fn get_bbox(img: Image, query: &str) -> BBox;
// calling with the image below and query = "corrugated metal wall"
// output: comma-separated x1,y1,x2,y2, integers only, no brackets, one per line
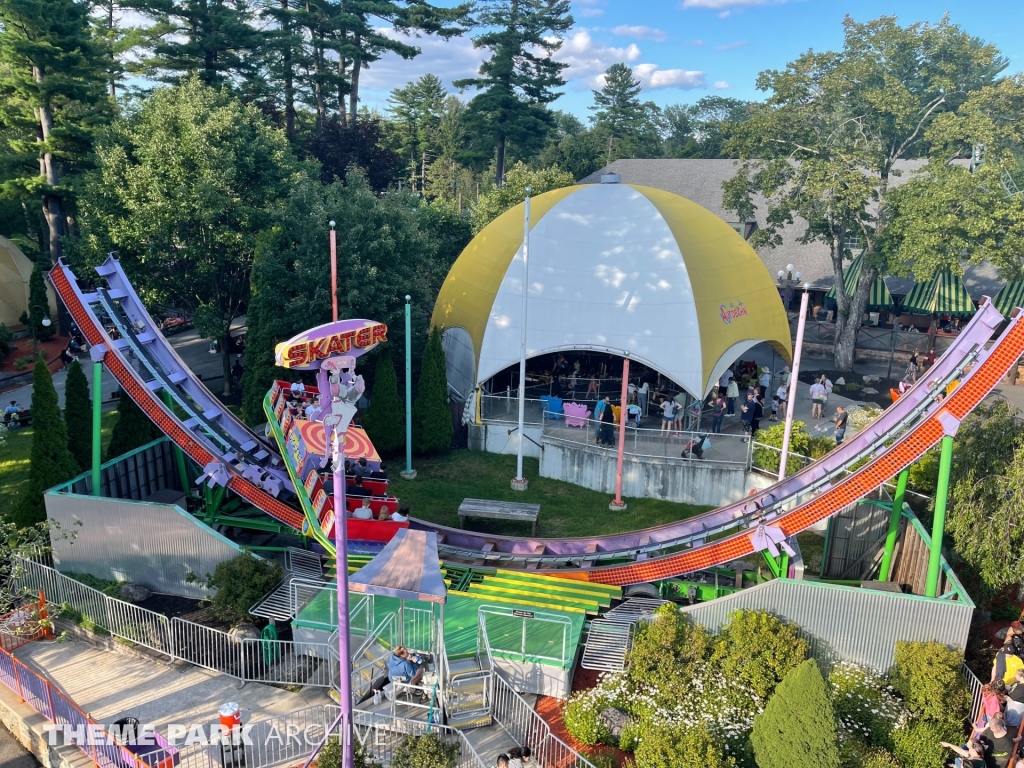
62,439,188,500
822,502,893,579
44,493,248,598
678,579,974,672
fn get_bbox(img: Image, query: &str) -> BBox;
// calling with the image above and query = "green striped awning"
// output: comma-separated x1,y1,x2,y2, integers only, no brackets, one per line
900,270,976,318
993,280,1024,316
824,254,895,311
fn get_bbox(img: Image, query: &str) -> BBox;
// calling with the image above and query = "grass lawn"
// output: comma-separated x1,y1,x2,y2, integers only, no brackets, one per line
0,410,119,521
391,450,713,539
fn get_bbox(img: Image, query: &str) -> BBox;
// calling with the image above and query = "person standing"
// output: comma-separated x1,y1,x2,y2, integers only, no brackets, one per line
819,374,833,413
726,377,739,416
599,397,616,445
779,365,791,389
751,394,764,436
906,352,920,383
832,406,848,446
772,384,787,422
758,367,772,400
740,392,756,442
809,379,826,419
637,381,650,416
719,367,734,396
660,396,676,433
711,395,726,434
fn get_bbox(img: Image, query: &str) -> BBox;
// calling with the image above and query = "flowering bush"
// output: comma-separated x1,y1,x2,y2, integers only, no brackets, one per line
633,723,735,768
562,687,616,746
710,610,810,699
846,406,882,431
828,662,908,748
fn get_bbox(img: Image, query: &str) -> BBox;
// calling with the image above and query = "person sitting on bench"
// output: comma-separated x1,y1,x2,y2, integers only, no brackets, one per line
386,646,427,700
4,401,22,426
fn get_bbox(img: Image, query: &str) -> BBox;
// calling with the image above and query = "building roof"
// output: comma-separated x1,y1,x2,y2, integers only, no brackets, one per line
432,181,792,398
580,159,999,300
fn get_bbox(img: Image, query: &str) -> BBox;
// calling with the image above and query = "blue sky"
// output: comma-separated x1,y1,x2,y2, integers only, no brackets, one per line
358,0,1024,118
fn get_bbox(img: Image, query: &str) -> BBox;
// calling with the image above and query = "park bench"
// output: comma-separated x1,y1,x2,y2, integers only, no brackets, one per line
458,498,540,536
2,409,31,428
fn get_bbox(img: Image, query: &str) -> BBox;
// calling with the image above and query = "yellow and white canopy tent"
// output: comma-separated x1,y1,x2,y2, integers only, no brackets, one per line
432,180,793,399
0,236,56,328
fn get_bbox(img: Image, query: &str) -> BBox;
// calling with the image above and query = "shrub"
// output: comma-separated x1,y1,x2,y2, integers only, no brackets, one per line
0,322,11,356
63,360,93,471
711,610,809,699
315,736,380,768
206,552,283,624
27,261,54,341
66,572,124,597
751,659,841,768
13,355,33,371
889,641,970,727
890,719,962,768
828,663,907,748
105,393,159,461
752,421,812,475
809,435,836,459
412,326,452,455
839,739,902,768
361,349,404,456
628,603,710,699
846,406,882,431
562,688,614,746
633,723,735,768
390,732,458,768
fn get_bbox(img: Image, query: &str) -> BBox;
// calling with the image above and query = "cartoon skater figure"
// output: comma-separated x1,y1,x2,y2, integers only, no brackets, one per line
313,356,365,466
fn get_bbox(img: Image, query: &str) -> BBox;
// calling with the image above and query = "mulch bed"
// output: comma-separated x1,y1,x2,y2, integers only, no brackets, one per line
533,665,627,766
796,367,904,410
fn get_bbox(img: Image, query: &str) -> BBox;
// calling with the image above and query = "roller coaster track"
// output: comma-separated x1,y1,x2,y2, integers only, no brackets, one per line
52,257,1024,586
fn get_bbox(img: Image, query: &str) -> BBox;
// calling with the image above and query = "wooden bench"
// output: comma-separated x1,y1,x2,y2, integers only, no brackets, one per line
458,498,541,536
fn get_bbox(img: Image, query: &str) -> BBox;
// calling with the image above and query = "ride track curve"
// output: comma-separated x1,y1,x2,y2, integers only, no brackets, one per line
50,257,1024,586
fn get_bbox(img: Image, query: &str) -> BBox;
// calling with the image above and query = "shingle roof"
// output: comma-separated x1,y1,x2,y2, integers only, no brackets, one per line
579,159,1000,299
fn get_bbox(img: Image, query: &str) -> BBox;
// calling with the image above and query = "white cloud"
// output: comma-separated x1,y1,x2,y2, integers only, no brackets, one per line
714,80,731,89
579,7,604,16
718,10,731,17
575,0,605,17
633,63,706,90
358,29,484,95
715,40,748,50
555,30,641,86
691,39,706,47
611,25,668,42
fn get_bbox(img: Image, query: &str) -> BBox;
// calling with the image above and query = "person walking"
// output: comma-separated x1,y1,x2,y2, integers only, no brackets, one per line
726,377,739,416
740,392,756,442
832,406,848,446
711,395,726,434
809,379,826,419
906,352,920,383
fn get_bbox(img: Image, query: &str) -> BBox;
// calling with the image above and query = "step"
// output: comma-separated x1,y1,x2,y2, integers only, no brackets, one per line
581,619,633,672
447,658,483,676
446,710,492,731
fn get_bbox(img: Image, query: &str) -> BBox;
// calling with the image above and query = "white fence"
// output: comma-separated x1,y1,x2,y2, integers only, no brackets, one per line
14,557,337,688
346,706,489,768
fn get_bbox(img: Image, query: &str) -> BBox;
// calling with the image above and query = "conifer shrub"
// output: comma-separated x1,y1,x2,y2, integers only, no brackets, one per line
63,359,93,471
105,393,158,461
412,326,452,455
362,349,404,456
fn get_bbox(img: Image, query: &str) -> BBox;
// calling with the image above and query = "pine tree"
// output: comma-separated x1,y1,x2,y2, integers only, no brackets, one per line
751,659,841,768
590,63,665,163
362,349,404,456
412,326,452,455
456,0,573,186
12,357,79,527
63,359,93,472
0,0,112,263
105,393,158,461
26,260,53,341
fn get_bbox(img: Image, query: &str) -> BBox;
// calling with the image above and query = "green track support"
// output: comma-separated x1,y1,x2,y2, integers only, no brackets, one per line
91,362,102,496
761,550,789,580
203,483,227,524
161,389,191,495
926,435,954,598
879,469,909,582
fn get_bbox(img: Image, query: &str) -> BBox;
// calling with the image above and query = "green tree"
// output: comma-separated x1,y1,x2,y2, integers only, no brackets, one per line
206,551,283,625
710,609,809,699
25,260,54,341
627,603,711,703
390,732,457,768
470,161,575,233
105,393,158,461
538,110,604,180
63,359,92,472
362,349,404,456
589,63,664,162
723,15,1005,371
943,402,1024,591
634,723,734,768
751,659,841,768
12,356,79,527
0,0,111,264
389,74,447,189
413,326,452,455
77,76,301,395
456,0,573,186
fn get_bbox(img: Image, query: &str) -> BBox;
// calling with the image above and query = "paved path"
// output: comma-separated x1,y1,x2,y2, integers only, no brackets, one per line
14,639,328,734
0,725,39,768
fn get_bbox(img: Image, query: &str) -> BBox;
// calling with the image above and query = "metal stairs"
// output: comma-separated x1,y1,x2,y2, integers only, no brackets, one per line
249,549,326,622
580,597,667,672
446,657,492,730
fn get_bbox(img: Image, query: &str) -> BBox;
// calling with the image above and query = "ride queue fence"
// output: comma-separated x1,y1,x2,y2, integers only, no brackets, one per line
13,556,337,688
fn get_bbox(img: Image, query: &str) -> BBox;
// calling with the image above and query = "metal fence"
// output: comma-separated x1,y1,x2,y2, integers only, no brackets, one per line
15,557,337,688
964,662,985,726
491,671,595,768
347,706,489,768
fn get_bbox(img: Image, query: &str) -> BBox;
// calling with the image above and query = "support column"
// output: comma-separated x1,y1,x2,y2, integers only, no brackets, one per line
91,361,102,497
878,469,909,582
401,296,416,480
925,436,954,598
162,389,191,494
610,357,630,511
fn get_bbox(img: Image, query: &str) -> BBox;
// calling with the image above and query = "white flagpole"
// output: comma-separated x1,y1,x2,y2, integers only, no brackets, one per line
513,188,532,490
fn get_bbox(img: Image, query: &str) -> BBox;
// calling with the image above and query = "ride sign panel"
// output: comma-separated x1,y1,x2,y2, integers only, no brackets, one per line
274,319,387,370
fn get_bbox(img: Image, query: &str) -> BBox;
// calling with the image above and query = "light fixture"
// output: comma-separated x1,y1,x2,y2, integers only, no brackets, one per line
786,263,795,274
795,271,802,280
41,317,51,327
778,270,785,278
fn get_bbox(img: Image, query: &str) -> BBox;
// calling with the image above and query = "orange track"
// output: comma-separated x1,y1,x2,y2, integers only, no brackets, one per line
51,266,305,531
560,318,1024,586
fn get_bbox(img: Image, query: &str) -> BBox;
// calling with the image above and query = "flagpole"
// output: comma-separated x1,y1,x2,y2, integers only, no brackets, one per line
512,188,531,492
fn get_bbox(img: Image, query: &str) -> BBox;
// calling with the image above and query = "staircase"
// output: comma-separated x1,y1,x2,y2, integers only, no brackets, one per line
580,597,667,672
445,656,492,730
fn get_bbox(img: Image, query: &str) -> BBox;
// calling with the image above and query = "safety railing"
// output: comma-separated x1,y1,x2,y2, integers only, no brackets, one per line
347,706,489,768
541,412,752,468
480,394,546,425
964,662,985,726
14,557,337,688
491,671,596,768
403,605,436,652
479,605,574,668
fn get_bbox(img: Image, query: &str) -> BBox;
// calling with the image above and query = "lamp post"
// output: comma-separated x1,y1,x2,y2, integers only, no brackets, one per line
777,266,810,481
29,305,52,355
512,187,531,492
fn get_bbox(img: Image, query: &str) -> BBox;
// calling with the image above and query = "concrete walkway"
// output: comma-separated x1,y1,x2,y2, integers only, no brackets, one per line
14,639,328,733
